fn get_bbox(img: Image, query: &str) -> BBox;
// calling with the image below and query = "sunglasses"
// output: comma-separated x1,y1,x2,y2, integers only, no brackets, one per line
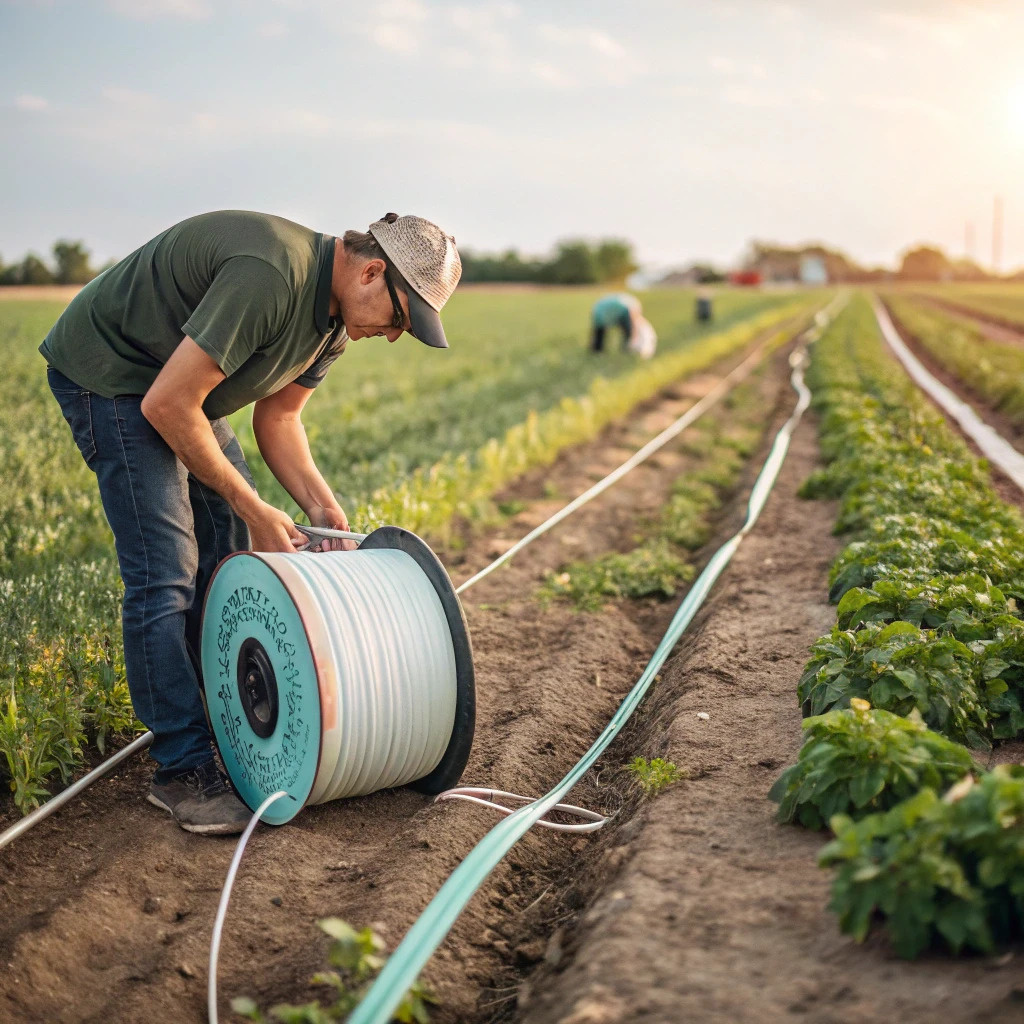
382,263,410,332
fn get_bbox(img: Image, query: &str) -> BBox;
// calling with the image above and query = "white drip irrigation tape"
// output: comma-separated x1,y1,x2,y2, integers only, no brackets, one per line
203,543,462,815
0,730,154,852
347,299,847,1024
873,298,1024,493
208,790,290,1024
456,314,804,596
434,787,608,832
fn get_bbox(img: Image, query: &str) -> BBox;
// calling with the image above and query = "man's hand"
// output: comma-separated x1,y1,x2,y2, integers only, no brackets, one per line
253,385,359,553
244,500,308,553
307,502,358,552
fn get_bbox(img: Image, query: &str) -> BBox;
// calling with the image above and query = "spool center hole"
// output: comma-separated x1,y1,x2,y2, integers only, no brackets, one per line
236,638,279,739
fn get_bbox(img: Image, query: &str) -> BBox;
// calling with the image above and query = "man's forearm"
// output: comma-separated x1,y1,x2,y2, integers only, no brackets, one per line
141,400,260,518
252,410,337,518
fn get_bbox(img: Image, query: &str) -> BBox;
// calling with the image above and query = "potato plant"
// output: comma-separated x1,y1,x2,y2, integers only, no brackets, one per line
784,293,1024,957
770,699,977,829
820,767,1024,959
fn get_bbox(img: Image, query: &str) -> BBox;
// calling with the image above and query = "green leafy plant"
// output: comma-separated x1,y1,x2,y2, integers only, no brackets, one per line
797,621,990,747
232,918,435,1023
886,294,1024,427
770,699,977,829
626,756,684,796
835,572,1010,633
539,373,769,612
820,766,1024,959
538,541,693,612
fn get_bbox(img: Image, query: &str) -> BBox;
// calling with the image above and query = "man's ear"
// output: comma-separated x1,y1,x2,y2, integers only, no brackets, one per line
361,258,386,285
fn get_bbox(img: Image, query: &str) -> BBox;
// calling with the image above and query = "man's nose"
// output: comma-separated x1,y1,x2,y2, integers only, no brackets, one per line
385,327,403,343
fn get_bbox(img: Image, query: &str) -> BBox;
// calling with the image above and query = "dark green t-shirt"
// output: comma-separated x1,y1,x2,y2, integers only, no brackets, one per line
39,210,347,418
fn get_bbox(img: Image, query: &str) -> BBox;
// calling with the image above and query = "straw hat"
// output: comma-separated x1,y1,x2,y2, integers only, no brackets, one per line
368,213,462,349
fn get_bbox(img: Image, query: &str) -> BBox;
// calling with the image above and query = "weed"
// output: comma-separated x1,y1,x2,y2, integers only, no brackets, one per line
232,918,435,1023
538,542,693,612
627,756,684,796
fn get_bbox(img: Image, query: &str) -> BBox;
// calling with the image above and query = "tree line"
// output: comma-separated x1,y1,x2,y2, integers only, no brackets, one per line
3,236,1018,288
0,241,108,286
460,238,637,285
1,237,636,287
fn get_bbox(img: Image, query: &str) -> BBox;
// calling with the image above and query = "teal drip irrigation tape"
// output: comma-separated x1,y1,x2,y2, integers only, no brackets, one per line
348,297,847,1024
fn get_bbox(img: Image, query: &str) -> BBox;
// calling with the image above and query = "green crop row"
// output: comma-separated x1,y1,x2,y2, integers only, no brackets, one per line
537,369,767,611
884,294,1024,426
907,283,1024,331
361,301,808,542
0,289,808,815
770,293,1024,958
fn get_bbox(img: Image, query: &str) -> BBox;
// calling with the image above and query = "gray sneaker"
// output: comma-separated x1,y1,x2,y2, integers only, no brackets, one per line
147,760,252,835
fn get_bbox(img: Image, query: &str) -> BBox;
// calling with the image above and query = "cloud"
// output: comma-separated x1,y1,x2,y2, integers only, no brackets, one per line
853,92,953,125
535,22,644,86
529,62,576,90
106,0,212,18
368,23,418,53
538,23,626,61
721,85,783,109
14,94,49,111
257,20,288,38
709,55,767,78
447,3,519,51
101,86,160,109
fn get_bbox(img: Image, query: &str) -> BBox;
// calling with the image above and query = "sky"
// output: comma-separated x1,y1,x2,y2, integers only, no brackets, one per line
3,0,1024,274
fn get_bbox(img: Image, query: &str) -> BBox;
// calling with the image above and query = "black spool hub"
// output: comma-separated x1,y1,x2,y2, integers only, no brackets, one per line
236,637,280,739
359,526,476,794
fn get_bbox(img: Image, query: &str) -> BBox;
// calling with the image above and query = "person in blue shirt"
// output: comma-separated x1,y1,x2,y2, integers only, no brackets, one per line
590,292,642,353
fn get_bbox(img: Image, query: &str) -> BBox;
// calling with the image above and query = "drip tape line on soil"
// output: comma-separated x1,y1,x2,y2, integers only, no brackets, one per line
346,294,850,1024
0,730,154,852
873,297,1024,493
453,305,824,596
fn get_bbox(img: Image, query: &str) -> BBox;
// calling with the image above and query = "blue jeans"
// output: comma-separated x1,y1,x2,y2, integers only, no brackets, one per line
47,366,254,782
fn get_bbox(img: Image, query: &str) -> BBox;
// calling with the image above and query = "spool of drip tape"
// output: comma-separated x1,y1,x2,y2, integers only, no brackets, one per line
200,526,474,824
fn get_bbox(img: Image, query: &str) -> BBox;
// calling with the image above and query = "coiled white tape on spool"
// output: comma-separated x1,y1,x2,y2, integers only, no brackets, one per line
200,526,475,824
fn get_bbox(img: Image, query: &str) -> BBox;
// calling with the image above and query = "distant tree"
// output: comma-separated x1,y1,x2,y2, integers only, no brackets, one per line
899,245,953,281
950,257,989,282
594,239,637,283
459,236,638,286
52,239,96,284
689,262,727,284
0,253,55,285
542,240,600,285
23,254,55,285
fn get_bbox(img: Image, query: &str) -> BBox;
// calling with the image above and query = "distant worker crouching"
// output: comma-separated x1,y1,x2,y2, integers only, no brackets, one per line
695,287,713,323
589,292,657,359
